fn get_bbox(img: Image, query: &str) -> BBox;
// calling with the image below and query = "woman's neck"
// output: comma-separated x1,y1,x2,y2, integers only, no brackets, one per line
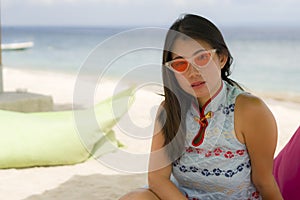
197,80,223,109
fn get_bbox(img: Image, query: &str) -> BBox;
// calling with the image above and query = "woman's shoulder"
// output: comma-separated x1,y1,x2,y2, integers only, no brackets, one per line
236,93,268,113
235,93,275,129
234,93,277,149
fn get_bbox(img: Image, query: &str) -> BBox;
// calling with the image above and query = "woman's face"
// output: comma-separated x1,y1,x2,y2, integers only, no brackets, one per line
170,37,227,106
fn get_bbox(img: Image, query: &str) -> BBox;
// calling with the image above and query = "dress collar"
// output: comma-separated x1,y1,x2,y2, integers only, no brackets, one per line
191,81,227,116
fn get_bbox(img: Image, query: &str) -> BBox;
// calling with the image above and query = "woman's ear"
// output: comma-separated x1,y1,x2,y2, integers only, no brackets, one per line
219,53,228,69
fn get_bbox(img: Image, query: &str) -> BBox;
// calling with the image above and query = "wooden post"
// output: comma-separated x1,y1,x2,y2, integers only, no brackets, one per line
0,2,3,93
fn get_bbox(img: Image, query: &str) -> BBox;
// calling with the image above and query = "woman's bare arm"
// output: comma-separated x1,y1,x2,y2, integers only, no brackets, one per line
236,94,283,200
148,103,187,200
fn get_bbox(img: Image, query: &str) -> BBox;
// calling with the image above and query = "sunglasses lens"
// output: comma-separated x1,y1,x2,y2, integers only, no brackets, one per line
166,50,214,73
171,60,188,72
194,52,212,66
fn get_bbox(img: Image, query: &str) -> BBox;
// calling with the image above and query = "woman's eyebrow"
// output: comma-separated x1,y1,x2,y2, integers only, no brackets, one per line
172,49,206,60
192,49,206,56
172,55,183,60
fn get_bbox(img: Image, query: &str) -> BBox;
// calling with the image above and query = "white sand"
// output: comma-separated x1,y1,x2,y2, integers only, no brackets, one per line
0,67,299,200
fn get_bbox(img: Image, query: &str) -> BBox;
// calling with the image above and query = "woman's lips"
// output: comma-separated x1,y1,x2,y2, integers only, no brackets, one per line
191,81,206,88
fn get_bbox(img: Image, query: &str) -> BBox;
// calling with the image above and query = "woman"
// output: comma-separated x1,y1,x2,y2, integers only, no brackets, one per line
120,14,283,199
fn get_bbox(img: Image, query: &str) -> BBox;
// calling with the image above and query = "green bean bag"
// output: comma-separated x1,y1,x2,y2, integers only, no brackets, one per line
0,88,134,168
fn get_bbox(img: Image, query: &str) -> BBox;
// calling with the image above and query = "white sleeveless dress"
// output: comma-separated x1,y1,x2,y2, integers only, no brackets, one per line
172,81,262,200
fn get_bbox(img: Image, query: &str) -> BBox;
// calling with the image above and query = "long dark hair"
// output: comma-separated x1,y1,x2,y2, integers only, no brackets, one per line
159,14,241,161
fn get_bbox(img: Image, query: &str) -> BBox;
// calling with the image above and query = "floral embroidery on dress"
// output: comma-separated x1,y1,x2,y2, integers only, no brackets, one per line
185,147,246,158
251,191,260,199
215,103,235,115
173,159,251,178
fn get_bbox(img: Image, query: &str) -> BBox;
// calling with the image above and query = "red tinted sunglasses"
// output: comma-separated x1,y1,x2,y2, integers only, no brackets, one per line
165,49,217,73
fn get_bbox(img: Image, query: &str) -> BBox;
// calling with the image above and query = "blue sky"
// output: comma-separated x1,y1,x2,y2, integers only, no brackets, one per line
1,0,300,27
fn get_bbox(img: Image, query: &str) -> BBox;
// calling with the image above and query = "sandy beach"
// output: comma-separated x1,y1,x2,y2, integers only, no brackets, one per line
0,67,299,200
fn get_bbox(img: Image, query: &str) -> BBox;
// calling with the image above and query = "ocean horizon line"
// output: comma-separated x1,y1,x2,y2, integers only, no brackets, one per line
3,25,300,41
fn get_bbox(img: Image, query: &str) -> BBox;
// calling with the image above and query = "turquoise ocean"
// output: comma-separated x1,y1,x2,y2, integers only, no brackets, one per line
2,26,300,100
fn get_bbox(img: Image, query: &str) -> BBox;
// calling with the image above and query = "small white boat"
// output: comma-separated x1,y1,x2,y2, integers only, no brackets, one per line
1,42,34,51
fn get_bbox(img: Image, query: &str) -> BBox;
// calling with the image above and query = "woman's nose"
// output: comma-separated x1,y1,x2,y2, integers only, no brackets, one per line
186,63,201,77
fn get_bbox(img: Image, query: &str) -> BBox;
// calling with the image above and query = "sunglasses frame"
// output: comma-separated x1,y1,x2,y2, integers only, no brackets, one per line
164,49,217,73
